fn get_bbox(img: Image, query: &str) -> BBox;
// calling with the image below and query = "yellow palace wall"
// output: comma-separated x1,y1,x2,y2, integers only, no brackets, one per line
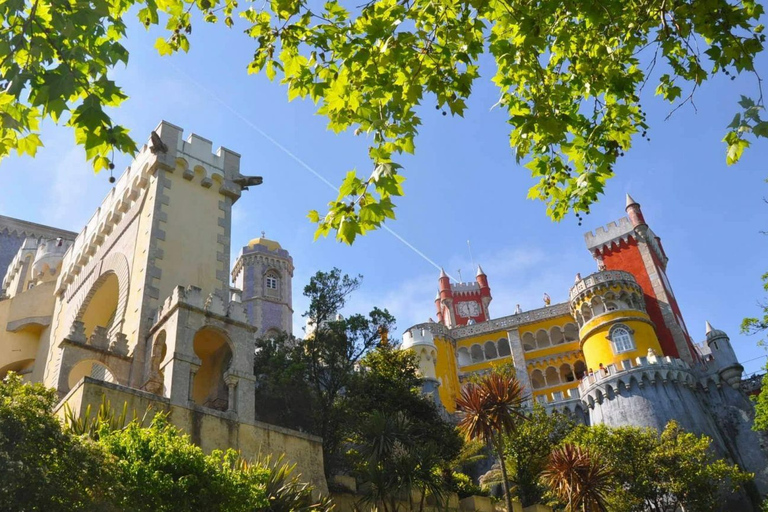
579,311,663,370
431,312,588,412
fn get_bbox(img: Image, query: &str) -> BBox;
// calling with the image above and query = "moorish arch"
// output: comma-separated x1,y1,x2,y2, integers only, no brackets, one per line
191,326,233,411
68,252,130,338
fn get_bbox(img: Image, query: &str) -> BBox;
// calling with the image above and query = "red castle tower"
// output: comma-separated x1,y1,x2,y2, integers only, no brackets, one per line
584,194,698,363
435,267,492,328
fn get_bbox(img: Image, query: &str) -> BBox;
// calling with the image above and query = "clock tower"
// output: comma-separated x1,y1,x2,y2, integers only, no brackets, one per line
435,266,491,328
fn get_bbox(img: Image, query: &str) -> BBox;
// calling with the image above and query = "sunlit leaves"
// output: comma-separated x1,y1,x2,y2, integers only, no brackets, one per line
0,0,137,170
1,0,767,243
234,0,768,241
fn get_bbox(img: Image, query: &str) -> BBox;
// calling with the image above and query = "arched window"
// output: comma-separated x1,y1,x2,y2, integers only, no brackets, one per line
484,341,498,360
457,347,471,367
632,293,644,311
531,369,545,389
608,324,635,354
522,332,535,351
536,329,550,349
550,326,564,345
265,270,280,298
605,301,618,312
497,338,511,357
470,344,484,364
564,323,579,342
581,303,593,322
80,272,120,338
591,295,605,316
574,360,587,380
545,366,560,387
560,363,574,382
192,327,233,411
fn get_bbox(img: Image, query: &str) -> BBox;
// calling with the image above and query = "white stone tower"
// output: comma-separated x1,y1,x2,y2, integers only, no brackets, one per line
232,234,294,336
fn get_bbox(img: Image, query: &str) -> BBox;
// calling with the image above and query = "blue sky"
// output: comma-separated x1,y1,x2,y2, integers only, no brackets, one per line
1,17,767,375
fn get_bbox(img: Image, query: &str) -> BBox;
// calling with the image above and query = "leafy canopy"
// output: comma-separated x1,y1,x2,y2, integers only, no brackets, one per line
1,0,767,242
565,421,753,512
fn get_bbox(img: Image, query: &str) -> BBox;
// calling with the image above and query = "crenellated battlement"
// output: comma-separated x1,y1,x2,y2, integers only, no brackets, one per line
578,354,696,408
569,270,642,303
153,285,249,329
32,238,72,277
584,216,634,253
2,237,38,291
451,281,480,294
404,322,451,340
56,121,248,295
403,327,436,349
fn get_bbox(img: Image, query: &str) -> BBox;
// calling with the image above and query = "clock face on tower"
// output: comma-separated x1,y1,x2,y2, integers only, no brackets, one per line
457,301,481,318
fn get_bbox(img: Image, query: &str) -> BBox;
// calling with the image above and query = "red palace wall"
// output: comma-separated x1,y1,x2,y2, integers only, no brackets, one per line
598,238,682,358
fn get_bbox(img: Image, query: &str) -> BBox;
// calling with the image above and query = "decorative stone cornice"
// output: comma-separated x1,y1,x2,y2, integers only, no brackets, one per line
0,215,76,241
584,216,634,255
150,285,254,335
569,270,642,303
578,355,696,408
451,303,572,339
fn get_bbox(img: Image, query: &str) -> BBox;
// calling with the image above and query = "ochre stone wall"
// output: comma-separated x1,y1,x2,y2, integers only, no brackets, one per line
57,377,327,493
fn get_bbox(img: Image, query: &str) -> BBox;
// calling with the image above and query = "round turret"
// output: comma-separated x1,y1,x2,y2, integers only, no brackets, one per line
569,270,663,372
705,322,743,388
402,327,438,380
32,238,72,279
625,193,646,229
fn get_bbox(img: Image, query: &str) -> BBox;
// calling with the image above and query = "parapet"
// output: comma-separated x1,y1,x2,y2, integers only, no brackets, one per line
451,281,480,295
569,270,642,303
153,285,249,327
450,302,571,339
402,327,436,349
578,354,696,408
403,322,452,342
2,237,38,292
32,238,73,276
584,216,634,254
57,121,247,296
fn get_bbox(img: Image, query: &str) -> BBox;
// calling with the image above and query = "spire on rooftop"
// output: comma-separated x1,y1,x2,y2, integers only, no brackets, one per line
476,265,485,277
626,193,638,208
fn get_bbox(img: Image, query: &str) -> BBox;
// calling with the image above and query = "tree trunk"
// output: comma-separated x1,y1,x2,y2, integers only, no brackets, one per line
492,434,514,512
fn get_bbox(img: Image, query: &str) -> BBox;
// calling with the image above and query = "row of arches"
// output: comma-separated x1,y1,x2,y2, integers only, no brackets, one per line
574,291,644,327
521,323,579,351
457,338,512,366
530,360,587,390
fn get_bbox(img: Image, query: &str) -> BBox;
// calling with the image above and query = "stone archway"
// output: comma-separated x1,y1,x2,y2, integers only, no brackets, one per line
191,327,233,411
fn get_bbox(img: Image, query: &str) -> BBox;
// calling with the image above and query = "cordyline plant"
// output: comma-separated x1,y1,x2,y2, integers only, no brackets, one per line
540,443,612,512
1,0,766,242
455,372,526,512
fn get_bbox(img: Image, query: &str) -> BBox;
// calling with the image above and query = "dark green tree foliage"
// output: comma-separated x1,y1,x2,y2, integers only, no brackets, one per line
304,268,395,474
253,331,316,433
565,421,752,512
503,405,576,507
253,268,396,475
0,373,113,512
0,373,332,512
344,344,463,511
1,0,766,243
98,417,270,511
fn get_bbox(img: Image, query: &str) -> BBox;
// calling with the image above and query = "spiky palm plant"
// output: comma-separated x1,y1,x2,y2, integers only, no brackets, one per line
455,372,526,512
540,443,611,512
